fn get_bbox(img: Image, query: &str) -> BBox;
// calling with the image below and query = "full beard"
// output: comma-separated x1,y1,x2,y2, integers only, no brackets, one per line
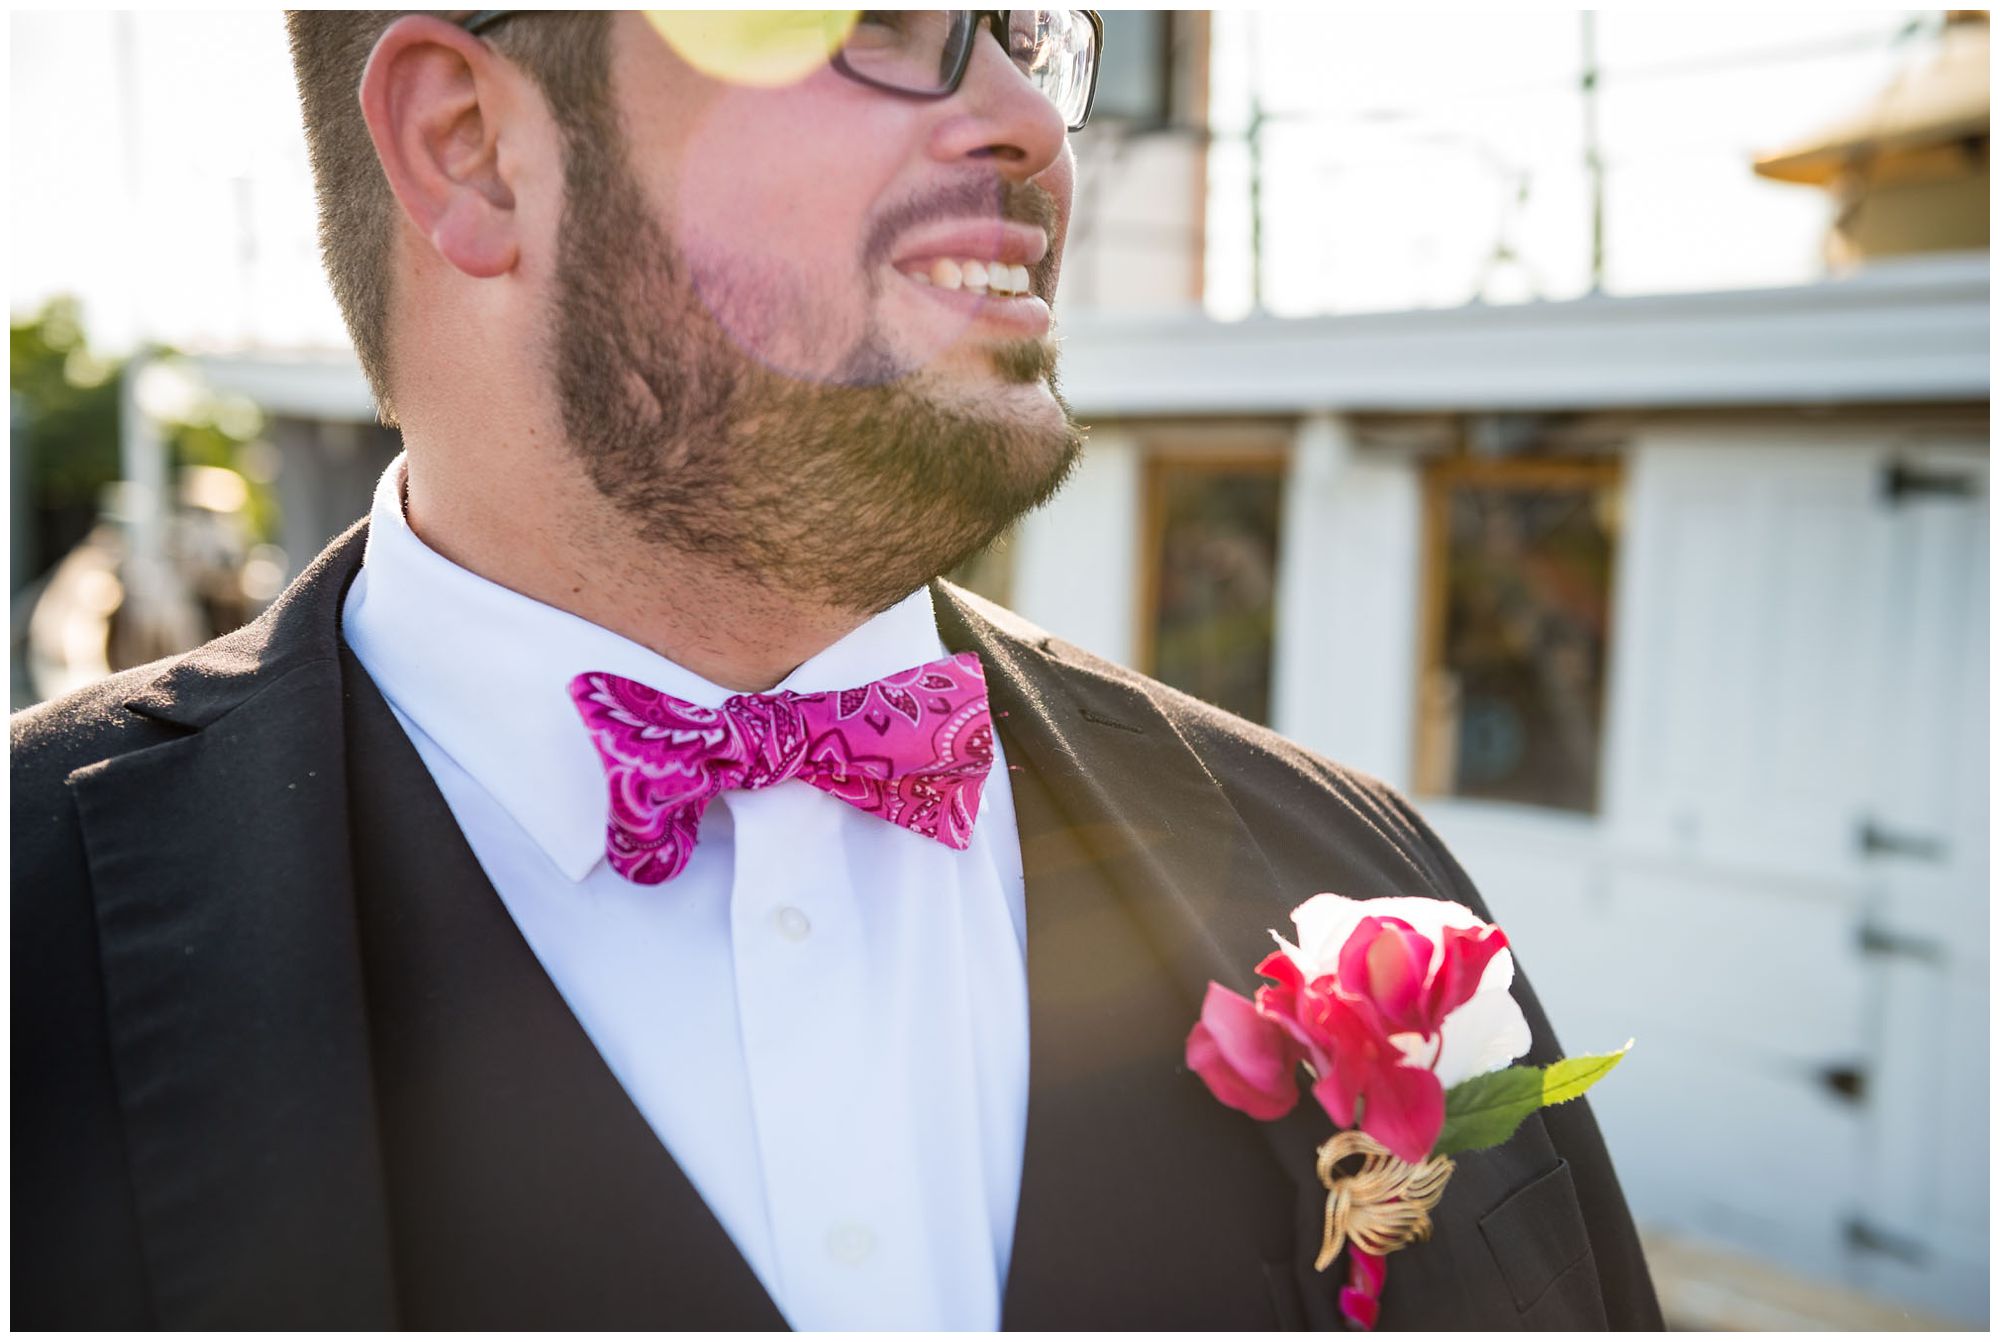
547,133,1084,616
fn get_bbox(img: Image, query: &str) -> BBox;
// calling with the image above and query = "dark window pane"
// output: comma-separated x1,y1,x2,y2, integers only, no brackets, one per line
1149,464,1284,724
1429,472,1618,812
1091,11,1169,125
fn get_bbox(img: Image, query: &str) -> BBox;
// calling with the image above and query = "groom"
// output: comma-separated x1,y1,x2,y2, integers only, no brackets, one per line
12,11,1661,1329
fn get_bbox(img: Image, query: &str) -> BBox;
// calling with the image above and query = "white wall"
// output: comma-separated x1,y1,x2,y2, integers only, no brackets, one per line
1423,424,1990,1325
1014,405,1991,1324
1268,414,1423,791
1009,430,1141,665
1065,130,1206,313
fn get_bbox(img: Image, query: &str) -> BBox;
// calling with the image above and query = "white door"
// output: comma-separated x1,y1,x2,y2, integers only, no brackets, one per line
1595,429,1988,1323
1847,441,1988,1324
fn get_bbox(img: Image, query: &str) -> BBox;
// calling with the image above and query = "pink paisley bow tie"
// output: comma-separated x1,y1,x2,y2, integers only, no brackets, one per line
568,651,995,885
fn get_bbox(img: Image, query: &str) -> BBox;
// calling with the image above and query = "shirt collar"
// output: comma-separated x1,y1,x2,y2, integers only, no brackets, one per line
340,454,948,882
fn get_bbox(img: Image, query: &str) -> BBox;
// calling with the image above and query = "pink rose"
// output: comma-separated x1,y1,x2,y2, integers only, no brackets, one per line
1284,894,1532,1091
1185,981,1304,1121
1184,894,1533,1165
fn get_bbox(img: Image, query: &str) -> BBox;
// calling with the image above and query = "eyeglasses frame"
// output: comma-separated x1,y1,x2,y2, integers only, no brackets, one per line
457,9,1105,132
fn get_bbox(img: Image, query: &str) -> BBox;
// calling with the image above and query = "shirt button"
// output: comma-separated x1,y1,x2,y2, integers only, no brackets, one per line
826,1222,876,1266
773,906,812,942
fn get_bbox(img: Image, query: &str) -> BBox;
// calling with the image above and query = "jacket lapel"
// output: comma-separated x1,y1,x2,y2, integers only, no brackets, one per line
934,582,1595,1331
68,524,399,1328
933,583,1330,1328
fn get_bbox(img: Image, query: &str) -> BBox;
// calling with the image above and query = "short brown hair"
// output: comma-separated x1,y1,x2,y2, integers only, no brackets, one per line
284,10,612,424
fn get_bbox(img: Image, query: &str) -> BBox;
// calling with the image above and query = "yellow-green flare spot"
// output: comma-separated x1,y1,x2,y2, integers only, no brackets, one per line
1431,1040,1632,1158
645,11,861,89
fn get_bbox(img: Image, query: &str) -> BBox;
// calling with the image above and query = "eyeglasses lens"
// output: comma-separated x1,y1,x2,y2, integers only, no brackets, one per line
1008,11,1095,127
841,11,1097,128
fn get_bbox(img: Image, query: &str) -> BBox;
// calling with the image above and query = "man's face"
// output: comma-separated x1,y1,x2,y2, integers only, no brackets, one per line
544,12,1085,611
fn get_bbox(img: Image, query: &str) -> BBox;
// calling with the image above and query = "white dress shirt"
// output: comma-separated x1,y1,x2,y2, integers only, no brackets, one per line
341,457,1030,1330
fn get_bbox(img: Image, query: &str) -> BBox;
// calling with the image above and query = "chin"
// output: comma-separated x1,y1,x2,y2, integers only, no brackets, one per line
987,335,1060,385
920,365,1068,439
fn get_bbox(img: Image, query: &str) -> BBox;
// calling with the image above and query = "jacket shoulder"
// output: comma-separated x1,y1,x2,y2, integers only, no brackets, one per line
12,657,190,799
13,519,367,801
942,583,1459,906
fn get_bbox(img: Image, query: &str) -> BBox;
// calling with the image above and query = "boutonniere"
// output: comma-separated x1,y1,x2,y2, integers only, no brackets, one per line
1186,893,1629,1330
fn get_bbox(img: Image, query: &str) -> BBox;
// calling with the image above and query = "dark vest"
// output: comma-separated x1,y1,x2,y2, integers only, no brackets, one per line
345,650,788,1327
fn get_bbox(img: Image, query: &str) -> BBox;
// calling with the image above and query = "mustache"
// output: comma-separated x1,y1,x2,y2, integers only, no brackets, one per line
860,177,1062,272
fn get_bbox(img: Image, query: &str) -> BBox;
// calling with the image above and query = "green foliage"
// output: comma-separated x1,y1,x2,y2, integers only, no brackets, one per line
11,296,124,525
1540,1045,1630,1107
11,297,280,584
1432,1042,1631,1157
167,396,276,544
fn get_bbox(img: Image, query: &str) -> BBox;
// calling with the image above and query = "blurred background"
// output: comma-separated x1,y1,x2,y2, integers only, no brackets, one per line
10,9,1989,1328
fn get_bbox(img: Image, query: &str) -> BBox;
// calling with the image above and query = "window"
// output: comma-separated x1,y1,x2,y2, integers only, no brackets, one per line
1090,11,1173,128
1416,457,1621,812
1142,451,1286,724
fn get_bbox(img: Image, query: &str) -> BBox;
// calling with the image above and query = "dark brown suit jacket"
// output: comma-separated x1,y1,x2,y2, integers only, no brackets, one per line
12,522,1661,1329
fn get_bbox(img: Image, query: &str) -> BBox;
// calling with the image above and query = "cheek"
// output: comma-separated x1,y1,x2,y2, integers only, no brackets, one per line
667,99,876,379
675,113,818,255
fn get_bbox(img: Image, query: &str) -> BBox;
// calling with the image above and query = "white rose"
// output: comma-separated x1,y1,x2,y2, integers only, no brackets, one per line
1275,892,1533,1090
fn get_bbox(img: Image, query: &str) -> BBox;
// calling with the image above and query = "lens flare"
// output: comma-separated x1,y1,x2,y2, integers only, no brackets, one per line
644,10,860,89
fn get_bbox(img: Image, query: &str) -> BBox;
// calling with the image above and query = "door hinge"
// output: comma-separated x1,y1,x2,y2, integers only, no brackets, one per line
1844,1217,1929,1265
1815,1063,1868,1103
1856,817,1948,863
1881,461,1980,505
1857,919,1946,965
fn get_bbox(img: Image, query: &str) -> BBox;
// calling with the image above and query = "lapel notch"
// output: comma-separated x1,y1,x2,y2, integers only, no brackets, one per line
934,583,1327,1326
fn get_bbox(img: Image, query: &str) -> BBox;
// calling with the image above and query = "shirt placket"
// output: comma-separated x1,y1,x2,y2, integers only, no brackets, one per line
728,783,920,1327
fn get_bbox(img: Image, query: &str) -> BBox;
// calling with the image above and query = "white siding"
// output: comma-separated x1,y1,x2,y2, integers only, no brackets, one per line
1009,430,1141,666
1428,426,1989,1324
1268,413,1422,791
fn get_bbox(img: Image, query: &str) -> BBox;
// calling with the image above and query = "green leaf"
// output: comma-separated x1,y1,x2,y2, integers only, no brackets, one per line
1432,1066,1544,1157
1432,1042,1633,1158
1540,1041,1632,1108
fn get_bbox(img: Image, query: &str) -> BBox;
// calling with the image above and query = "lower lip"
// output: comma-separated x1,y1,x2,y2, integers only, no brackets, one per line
898,270,1051,335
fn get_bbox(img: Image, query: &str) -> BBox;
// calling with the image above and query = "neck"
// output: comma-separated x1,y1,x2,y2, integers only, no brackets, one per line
401,448,877,694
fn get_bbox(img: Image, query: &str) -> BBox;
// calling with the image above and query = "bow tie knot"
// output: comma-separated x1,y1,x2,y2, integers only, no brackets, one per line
571,652,995,885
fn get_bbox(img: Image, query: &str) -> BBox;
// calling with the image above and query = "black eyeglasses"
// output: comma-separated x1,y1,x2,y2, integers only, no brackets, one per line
460,10,1104,132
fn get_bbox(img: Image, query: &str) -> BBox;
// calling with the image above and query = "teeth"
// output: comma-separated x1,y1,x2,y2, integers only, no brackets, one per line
908,258,1033,297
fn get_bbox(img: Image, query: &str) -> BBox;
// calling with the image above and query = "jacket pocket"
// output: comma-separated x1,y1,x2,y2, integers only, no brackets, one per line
1477,1158,1609,1328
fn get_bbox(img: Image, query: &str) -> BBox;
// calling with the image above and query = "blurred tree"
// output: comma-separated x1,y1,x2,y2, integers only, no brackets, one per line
11,298,279,596
166,388,278,545
10,296,124,589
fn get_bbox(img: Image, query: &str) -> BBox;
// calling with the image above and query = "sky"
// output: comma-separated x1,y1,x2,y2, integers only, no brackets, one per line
1202,9,1938,316
11,9,338,354
8,8,1947,354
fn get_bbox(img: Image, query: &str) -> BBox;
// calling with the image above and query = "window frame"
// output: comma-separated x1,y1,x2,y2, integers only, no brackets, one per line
1413,453,1625,809
1137,435,1290,719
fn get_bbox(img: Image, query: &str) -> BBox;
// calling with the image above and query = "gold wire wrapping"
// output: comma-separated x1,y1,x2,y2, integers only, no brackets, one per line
1314,1130,1457,1272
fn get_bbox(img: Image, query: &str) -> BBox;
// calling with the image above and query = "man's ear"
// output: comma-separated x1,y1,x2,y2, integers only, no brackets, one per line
359,15,522,279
